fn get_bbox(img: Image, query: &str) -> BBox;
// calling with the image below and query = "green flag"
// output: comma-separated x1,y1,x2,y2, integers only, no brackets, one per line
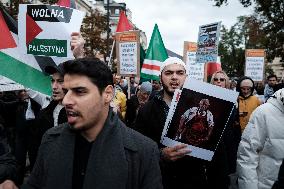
140,24,168,81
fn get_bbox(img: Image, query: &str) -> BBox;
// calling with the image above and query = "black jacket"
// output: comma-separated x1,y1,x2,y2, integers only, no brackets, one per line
125,95,139,128
0,125,17,183
31,100,67,160
24,110,162,189
272,159,284,189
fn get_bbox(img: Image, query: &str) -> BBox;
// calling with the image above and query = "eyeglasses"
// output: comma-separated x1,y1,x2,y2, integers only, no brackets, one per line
213,78,225,82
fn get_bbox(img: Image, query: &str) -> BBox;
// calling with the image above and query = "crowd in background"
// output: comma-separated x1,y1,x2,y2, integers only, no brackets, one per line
0,39,284,189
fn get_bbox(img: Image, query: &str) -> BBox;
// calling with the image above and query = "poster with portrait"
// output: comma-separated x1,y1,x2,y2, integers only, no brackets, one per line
161,78,238,161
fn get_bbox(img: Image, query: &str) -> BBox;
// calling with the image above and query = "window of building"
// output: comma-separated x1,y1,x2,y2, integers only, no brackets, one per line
115,9,120,15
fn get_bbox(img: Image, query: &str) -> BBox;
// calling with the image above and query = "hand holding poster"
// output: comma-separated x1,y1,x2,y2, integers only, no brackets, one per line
116,31,140,76
18,4,85,58
161,78,238,161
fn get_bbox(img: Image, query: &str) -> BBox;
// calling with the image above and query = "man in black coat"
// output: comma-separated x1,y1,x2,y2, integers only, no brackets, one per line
23,58,162,189
0,121,17,188
135,57,229,189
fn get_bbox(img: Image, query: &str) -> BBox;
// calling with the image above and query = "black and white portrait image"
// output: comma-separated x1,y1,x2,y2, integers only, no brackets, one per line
165,89,234,151
161,78,238,161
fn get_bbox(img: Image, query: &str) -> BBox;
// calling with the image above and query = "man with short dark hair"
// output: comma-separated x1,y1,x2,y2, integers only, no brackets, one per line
264,74,277,101
24,58,162,189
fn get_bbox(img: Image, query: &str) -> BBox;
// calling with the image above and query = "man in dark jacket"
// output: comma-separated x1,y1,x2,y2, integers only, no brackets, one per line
0,121,17,188
23,58,162,189
125,81,152,128
135,57,229,189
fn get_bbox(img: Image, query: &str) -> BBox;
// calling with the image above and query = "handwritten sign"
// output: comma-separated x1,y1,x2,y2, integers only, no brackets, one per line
116,31,140,76
245,49,265,81
183,42,204,80
187,63,205,81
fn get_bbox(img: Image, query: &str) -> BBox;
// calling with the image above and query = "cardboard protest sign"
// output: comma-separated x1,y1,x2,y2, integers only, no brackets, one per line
161,78,238,161
183,41,205,81
245,49,265,82
18,4,85,58
196,22,221,63
116,31,140,76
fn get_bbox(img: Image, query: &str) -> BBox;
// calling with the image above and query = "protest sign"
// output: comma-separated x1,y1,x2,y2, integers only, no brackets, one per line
161,78,238,161
18,4,85,58
196,22,221,63
183,41,205,81
116,31,140,76
245,49,265,82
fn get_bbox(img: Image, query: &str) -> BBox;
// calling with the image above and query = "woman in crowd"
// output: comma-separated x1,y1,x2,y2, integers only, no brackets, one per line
210,70,242,187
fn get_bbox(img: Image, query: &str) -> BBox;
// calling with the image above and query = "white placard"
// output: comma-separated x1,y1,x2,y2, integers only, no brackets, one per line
187,63,205,81
186,51,196,64
161,78,238,161
18,4,85,58
245,56,264,82
119,42,138,75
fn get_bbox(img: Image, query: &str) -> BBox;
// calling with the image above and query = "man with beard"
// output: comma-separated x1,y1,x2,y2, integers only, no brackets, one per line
264,74,277,102
135,57,229,189
23,58,162,189
135,57,213,189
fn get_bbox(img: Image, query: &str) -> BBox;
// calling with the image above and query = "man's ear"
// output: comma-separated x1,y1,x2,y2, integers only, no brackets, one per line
103,85,114,104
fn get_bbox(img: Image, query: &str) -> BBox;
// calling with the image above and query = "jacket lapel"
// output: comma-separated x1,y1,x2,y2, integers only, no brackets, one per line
47,126,75,188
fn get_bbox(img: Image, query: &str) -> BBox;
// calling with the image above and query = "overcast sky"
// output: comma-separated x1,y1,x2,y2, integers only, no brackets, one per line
116,0,254,56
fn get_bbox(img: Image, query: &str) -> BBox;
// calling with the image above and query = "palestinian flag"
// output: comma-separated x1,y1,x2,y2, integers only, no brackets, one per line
140,24,168,81
0,5,59,95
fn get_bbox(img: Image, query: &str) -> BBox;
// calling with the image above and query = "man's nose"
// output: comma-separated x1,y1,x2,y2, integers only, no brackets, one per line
62,91,71,106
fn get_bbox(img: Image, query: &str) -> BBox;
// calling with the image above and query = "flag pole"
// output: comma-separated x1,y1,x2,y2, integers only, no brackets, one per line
108,40,115,67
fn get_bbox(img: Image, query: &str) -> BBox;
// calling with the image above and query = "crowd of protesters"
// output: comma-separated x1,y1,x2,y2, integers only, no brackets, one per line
0,33,284,189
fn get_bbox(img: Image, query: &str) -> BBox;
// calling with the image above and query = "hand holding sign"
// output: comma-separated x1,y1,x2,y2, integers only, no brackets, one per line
18,4,85,58
161,144,191,161
71,32,85,58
